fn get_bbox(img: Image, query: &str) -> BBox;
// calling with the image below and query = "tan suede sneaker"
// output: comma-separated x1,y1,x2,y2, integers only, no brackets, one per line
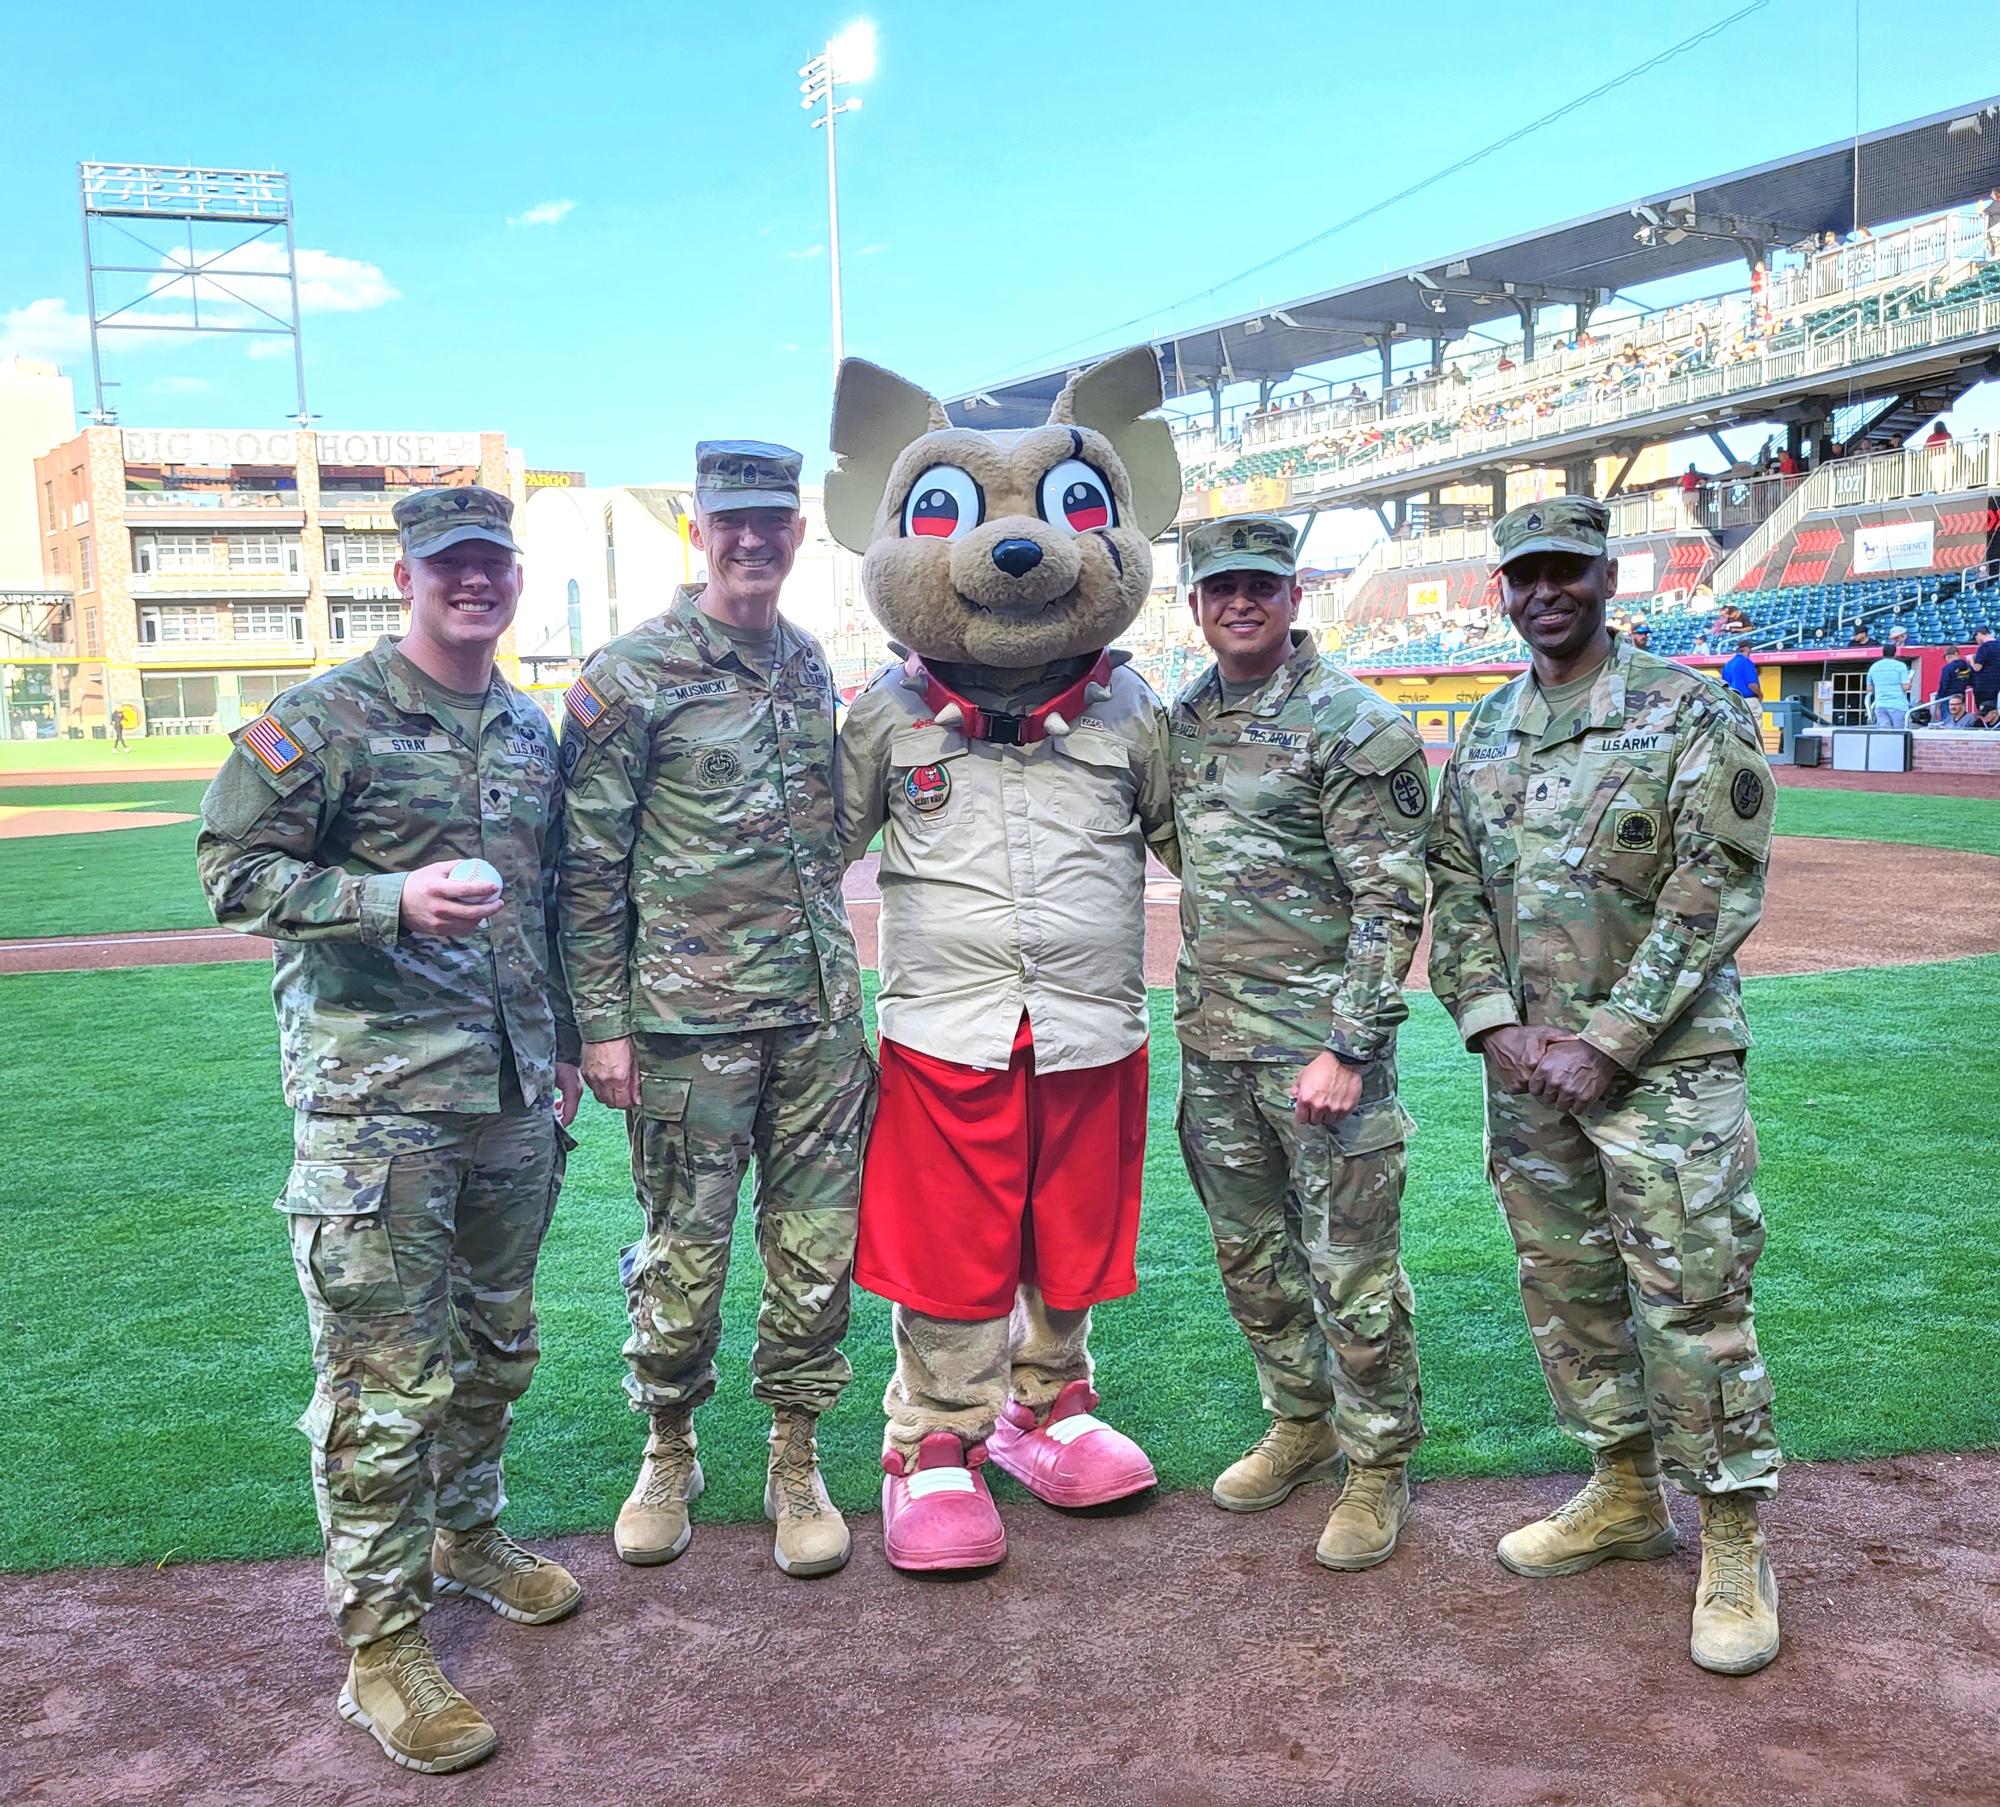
1496,1454,1677,1578
433,1523,583,1626
765,1407,852,1578
1690,1493,1781,1675
1315,1462,1410,1571
337,1626,498,1775
614,1408,704,1566
1211,1415,1343,1513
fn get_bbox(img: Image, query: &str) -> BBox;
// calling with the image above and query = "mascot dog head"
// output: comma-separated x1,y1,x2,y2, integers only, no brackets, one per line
823,347,1182,669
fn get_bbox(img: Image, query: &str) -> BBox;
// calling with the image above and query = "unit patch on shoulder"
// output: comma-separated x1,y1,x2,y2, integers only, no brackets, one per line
1390,769,1428,818
1613,809,1660,852
563,678,607,728
904,763,952,815
692,745,745,788
242,714,306,776
1731,768,1766,819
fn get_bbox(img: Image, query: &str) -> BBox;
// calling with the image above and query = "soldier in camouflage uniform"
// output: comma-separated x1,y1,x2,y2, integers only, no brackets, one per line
198,486,584,1776
1427,495,1782,1676
1169,515,1430,1572
557,441,870,1581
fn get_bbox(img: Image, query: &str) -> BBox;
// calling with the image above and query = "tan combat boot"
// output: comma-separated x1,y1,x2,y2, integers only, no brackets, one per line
1315,1462,1410,1571
765,1407,852,1578
1496,1453,1676,1578
1690,1493,1780,1675
337,1625,498,1775
1212,1414,1343,1513
614,1408,704,1566
434,1523,583,1625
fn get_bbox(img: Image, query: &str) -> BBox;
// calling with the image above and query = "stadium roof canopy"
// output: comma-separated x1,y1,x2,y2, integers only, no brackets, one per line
948,95,2000,429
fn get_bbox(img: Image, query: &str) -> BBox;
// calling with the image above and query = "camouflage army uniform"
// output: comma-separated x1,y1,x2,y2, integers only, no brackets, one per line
558,587,870,1418
197,634,578,1646
1171,628,1430,1465
1427,629,1782,1497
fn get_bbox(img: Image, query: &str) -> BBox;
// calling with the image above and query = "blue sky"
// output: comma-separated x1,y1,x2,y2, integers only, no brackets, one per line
4,1,1999,485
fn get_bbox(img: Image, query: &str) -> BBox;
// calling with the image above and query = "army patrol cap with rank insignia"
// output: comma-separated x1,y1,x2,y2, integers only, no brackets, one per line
392,485,521,558
1183,513,1299,585
1491,495,1610,570
694,440,803,513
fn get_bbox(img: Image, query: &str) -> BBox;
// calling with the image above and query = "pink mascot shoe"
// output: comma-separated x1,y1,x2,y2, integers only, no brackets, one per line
881,1432,1008,1572
986,1380,1157,1507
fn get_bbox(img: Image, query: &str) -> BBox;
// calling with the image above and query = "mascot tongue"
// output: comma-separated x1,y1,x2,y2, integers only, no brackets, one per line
907,649,1112,745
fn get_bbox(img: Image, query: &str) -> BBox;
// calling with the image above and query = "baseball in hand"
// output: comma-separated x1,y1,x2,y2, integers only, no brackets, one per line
449,858,503,895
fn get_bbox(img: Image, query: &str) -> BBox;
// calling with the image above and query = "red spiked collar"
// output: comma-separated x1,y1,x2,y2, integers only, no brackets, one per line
905,651,1112,745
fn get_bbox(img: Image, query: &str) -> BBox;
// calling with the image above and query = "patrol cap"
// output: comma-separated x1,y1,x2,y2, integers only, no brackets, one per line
1492,495,1610,569
393,485,520,559
694,440,803,514
1183,514,1299,585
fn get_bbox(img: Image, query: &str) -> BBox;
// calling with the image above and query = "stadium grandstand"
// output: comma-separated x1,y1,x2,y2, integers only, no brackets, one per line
956,99,2000,764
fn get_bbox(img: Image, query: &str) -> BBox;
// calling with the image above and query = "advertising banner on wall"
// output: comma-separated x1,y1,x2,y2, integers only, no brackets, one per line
1407,579,1447,614
1852,519,1935,574
1618,550,1657,596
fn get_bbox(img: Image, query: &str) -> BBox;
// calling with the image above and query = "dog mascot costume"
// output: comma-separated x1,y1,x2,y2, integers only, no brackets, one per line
829,348,1182,1571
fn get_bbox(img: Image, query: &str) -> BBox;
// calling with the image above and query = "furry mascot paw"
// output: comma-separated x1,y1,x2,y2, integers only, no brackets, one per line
828,350,1181,1568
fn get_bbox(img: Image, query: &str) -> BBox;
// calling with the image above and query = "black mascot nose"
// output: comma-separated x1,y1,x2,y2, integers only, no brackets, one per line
989,538,1045,578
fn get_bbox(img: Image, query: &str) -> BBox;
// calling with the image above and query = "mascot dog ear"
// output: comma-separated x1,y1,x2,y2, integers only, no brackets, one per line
823,346,1180,553
824,360,951,555
1046,347,1181,540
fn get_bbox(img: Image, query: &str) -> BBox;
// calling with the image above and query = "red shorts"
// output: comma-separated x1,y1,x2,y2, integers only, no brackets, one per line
855,1018,1148,1320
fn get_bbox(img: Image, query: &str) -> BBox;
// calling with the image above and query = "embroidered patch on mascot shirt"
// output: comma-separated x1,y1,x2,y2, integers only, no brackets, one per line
1731,769,1766,819
242,714,306,776
904,763,951,815
1613,809,1660,852
1389,769,1428,819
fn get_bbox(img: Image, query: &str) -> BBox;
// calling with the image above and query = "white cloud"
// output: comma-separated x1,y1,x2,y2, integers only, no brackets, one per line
856,242,889,257
0,297,90,361
508,200,576,229
295,249,398,312
782,244,826,261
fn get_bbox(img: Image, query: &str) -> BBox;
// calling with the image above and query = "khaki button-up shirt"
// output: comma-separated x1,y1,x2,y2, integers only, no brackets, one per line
196,637,578,1114
558,588,860,1040
837,657,1178,1074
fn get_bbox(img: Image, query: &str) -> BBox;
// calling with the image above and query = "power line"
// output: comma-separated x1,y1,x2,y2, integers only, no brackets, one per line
972,0,1772,389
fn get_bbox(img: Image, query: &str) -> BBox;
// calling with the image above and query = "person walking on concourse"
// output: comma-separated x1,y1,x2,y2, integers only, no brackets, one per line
1167,515,1431,1571
1427,496,1784,1676
197,486,585,1775
557,443,871,1581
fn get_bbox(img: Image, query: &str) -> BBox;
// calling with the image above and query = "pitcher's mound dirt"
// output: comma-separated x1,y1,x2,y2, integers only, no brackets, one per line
3,1453,1994,1806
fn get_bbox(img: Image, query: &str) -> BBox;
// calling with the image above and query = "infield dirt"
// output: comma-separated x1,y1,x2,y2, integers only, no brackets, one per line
5,1452,1994,1806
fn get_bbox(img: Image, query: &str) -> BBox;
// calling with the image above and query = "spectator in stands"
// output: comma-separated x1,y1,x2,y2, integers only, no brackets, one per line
1865,643,1912,729
1628,623,1651,651
1680,463,1702,495
1847,622,1873,648
1935,645,1978,725
1924,419,1952,446
1972,626,2000,725
1777,447,1800,476
1693,632,1712,655
1721,637,1761,701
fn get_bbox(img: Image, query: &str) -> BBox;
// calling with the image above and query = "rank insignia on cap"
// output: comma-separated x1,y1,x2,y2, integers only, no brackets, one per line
242,714,305,776
1525,511,1543,530
564,678,606,727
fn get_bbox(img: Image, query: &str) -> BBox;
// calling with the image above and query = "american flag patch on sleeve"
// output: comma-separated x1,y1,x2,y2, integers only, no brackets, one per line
242,714,306,776
564,678,606,728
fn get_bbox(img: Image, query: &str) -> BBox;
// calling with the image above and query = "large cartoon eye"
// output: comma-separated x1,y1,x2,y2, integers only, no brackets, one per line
1037,458,1117,534
900,465,983,540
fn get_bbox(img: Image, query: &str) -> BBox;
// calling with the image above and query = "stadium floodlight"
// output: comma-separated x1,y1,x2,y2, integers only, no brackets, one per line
799,20,875,377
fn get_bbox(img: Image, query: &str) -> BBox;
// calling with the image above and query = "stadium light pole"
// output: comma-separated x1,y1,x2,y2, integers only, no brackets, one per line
800,20,874,379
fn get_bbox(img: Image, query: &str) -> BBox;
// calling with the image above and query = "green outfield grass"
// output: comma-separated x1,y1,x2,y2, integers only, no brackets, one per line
2,957,1994,1573
0,780,215,939
0,734,231,773
1773,786,2000,857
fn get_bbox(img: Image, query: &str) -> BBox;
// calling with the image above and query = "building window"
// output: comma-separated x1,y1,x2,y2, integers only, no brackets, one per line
77,536,93,592
331,600,407,642
142,533,213,573
44,479,57,532
227,533,298,573
84,608,101,656
325,532,397,575
142,672,220,733
233,603,307,642
139,606,223,644
238,671,290,715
